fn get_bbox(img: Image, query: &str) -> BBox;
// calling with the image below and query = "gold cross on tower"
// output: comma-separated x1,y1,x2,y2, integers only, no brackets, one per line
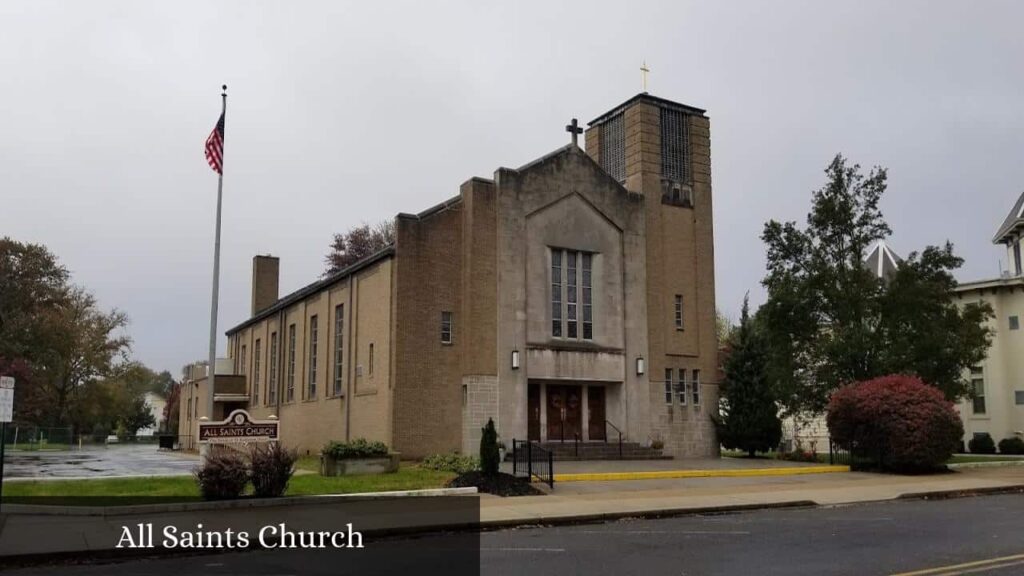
565,117,583,147
640,61,650,93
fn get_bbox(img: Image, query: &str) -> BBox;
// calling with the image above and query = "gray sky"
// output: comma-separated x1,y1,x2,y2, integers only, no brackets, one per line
2,1,1022,376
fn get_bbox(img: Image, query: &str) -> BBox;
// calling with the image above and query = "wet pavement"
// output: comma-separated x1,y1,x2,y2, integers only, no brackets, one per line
2,444,199,479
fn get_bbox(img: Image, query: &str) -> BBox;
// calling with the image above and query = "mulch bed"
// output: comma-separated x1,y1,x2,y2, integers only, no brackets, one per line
447,471,545,497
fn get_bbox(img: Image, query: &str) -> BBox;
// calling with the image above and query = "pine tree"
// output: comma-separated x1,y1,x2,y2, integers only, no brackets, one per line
479,418,500,476
716,296,782,457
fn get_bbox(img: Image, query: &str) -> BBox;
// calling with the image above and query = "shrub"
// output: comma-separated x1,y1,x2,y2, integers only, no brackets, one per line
421,453,480,474
968,433,996,454
998,437,1024,455
480,418,500,476
194,448,249,500
250,442,298,497
322,438,389,460
827,374,963,472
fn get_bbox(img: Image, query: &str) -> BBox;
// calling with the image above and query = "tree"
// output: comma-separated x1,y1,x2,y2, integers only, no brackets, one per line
324,220,394,275
479,418,500,476
761,155,992,415
163,381,181,433
714,296,782,457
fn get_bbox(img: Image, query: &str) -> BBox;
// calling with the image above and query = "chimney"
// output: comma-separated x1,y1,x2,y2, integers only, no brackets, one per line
252,255,280,316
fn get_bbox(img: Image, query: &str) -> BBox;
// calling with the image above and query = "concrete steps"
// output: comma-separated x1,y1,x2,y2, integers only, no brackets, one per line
518,441,671,461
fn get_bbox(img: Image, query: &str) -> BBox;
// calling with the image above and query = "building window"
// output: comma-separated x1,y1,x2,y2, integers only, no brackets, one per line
286,324,296,402
1014,242,1022,276
692,369,701,405
660,107,691,183
368,343,374,376
252,339,261,405
334,305,344,396
239,344,247,375
187,398,191,421
268,332,278,405
552,251,563,337
664,369,673,404
1011,316,1020,331
600,113,625,182
674,295,684,330
677,368,687,405
1016,391,1024,405
308,315,318,399
552,248,594,341
971,366,985,415
582,253,593,340
441,311,453,344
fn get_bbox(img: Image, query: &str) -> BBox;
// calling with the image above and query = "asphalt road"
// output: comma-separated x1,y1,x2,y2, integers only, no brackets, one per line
5,494,1024,575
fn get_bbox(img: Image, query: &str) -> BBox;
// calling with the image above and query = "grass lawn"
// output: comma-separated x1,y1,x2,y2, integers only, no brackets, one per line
2,465,455,502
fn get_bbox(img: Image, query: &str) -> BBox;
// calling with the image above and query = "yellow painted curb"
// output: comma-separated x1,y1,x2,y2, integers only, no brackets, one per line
552,465,851,483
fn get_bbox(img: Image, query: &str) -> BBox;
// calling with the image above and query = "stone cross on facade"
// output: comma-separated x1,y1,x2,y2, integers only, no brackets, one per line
565,118,583,147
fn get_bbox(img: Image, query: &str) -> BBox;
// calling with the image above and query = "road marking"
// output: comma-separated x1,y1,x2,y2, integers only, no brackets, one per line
577,530,751,535
892,553,1024,576
482,547,566,552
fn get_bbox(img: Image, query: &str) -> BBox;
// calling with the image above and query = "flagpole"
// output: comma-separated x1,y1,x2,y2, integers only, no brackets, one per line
206,84,227,425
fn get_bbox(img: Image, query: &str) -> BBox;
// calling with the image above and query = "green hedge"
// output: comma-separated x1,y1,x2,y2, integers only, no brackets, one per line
322,438,389,460
421,453,479,474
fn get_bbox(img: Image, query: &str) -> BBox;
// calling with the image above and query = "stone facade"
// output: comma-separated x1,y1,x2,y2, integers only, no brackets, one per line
183,93,720,461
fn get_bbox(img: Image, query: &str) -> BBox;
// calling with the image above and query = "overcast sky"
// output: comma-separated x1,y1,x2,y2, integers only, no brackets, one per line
2,1,1022,376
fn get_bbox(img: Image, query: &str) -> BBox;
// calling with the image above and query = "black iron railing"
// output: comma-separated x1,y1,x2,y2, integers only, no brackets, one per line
512,439,554,488
829,439,851,466
605,420,623,459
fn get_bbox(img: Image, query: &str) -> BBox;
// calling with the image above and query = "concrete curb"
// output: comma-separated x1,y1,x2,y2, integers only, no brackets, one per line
2,487,479,516
896,484,1024,500
947,460,1024,470
553,465,851,482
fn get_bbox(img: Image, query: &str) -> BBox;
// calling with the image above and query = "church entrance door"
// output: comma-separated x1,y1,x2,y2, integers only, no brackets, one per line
588,386,606,441
546,384,582,442
528,384,541,441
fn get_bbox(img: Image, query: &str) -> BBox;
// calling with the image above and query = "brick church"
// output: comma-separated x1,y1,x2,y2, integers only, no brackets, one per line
180,92,720,460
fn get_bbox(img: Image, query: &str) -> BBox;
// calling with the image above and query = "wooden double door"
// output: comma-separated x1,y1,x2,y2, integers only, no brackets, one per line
529,384,606,442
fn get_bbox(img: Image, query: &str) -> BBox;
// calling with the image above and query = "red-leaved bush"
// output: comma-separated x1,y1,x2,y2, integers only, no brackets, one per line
827,375,963,472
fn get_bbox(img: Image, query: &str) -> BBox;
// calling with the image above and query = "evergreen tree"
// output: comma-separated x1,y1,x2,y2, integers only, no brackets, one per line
716,296,782,457
479,418,500,476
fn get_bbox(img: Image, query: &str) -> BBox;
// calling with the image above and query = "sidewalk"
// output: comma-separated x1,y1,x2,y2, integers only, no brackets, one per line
2,467,1022,561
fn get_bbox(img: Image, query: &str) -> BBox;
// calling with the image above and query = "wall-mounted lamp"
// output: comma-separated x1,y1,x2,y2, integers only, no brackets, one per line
511,349,520,370
636,356,645,376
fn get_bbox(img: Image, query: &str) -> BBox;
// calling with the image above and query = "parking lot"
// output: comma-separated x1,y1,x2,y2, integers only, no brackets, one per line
2,444,199,479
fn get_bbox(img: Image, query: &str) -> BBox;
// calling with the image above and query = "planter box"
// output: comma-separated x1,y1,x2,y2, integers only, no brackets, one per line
320,453,400,476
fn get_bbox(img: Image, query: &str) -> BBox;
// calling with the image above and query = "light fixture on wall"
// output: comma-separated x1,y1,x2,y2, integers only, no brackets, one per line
511,349,520,370
636,356,645,376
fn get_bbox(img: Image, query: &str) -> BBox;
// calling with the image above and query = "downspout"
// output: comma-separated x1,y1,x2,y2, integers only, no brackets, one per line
345,273,355,441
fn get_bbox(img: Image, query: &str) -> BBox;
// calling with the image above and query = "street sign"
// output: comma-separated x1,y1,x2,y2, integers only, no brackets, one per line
199,409,278,444
0,376,14,423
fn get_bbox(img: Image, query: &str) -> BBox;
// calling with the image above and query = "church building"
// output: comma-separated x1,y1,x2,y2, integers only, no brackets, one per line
180,92,719,459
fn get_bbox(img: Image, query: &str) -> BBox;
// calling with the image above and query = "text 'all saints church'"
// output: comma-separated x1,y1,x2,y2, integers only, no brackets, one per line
180,92,720,460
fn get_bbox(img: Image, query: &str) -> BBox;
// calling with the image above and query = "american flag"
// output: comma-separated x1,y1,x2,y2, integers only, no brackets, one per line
205,112,225,174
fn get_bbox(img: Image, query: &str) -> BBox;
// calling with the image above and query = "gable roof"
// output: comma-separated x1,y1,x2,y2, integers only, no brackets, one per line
225,245,394,336
993,191,1024,244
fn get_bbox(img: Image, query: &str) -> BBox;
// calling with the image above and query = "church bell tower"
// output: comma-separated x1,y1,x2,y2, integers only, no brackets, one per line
584,93,719,456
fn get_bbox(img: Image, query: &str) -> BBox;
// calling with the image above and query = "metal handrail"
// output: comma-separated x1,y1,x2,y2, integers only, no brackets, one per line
605,420,623,459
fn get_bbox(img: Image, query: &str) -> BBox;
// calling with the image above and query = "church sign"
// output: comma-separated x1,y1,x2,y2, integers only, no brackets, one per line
199,409,278,444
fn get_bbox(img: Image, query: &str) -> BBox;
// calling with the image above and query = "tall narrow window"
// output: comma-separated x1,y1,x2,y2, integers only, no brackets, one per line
286,324,296,402
252,339,261,405
551,250,563,337
599,113,625,182
441,311,453,344
692,369,701,405
268,332,278,405
678,369,688,405
664,368,673,404
582,253,593,340
567,250,578,339
971,366,985,414
1014,242,1022,276
240,344,247,375
674,295,684,329
333,305,344,396
308,315,318,399
661,107,690,183
368,343,375,376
